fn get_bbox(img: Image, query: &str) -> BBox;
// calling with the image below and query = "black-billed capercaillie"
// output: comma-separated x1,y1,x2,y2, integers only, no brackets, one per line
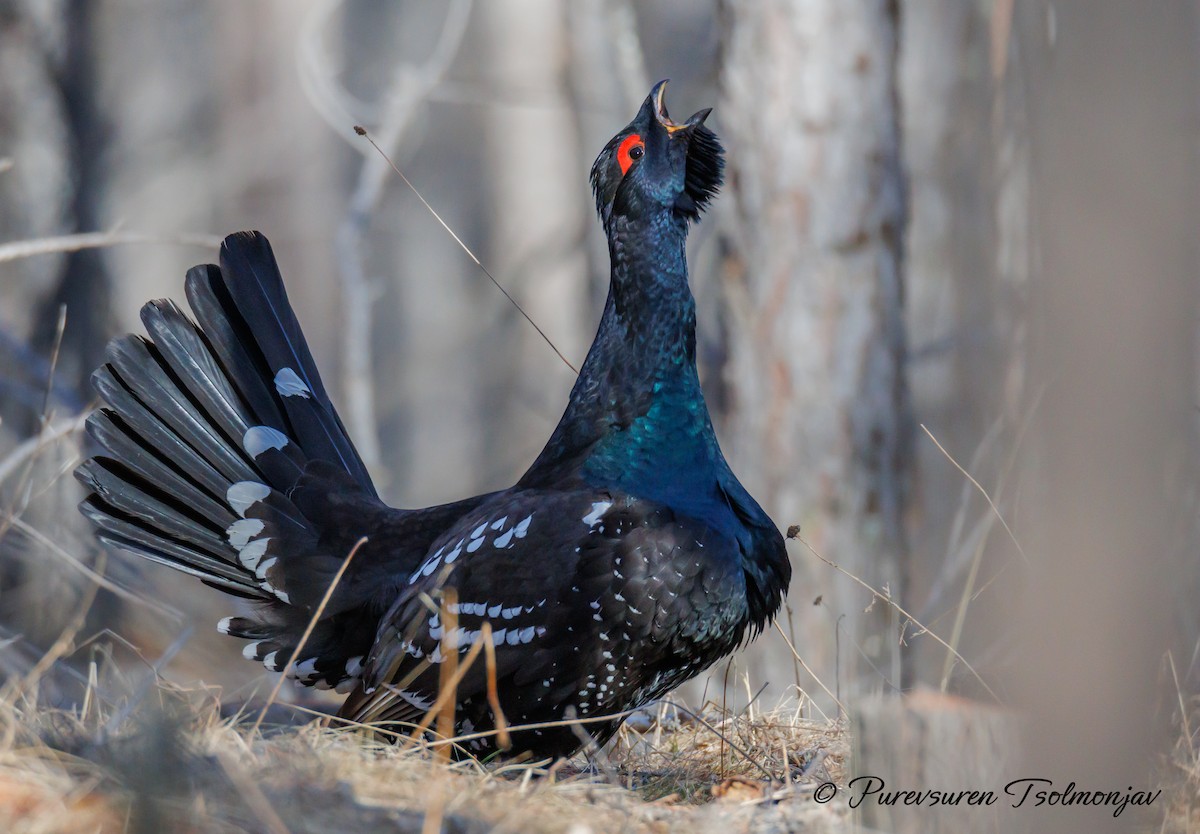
76,81,791,759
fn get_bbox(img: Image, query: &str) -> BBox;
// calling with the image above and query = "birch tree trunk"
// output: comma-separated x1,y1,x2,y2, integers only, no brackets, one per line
718,0,913,696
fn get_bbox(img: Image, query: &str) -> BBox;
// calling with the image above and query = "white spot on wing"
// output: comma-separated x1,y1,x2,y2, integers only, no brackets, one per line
514,515,533,538
274,367,311,398
243,425,289,458
227,481,270,516
493,528,515,548
582,501,611,528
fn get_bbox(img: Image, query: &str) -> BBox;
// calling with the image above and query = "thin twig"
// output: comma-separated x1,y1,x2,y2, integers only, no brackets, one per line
335,0,474,476
251,537,368,735
38,305,67,424
356,128,579,376
0,230,222,265
0,412,88,487
921,423,1028,565
3,553,104,708
6,515,180,620
796,533,1002,703
660,700,776,782
771,621,841,721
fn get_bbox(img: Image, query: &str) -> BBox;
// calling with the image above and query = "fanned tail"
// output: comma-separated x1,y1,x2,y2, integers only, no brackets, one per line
76,231,386,690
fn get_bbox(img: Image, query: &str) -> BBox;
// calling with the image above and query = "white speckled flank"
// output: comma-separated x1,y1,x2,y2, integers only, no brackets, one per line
273,367,311,398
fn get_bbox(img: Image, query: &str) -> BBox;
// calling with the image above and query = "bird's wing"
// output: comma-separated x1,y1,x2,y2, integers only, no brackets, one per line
339,488,746,750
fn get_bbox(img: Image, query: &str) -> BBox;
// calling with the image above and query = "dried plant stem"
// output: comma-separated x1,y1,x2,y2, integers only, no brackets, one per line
251,537,368,736
434,589,460,762
481,621,511,750
796,533,1001,703
0,230,221,264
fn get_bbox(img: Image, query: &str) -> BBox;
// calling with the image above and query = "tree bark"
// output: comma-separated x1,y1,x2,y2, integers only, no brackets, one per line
718,0,913,696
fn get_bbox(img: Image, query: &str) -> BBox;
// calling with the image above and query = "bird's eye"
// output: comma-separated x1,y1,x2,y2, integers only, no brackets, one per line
617,134,645,175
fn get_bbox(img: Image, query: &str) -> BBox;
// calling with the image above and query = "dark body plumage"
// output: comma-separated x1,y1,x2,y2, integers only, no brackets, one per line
76,82,790,759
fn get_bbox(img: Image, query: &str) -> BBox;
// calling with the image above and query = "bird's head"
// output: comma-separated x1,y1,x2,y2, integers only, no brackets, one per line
590,80,724,229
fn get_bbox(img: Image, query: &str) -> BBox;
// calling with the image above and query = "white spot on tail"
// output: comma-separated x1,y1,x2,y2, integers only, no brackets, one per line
227,481,270,516
274,368,312,398
217,617,234,635
292,658,318,678
262,651,279,671
242,641,263,660
582,501,611,528
334,678,356,694
226,518,264,548
242,425,289,458
238,538,269,570
345,655,364,677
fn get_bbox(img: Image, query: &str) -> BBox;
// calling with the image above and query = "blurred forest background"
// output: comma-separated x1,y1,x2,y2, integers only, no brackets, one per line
0,0,1196,822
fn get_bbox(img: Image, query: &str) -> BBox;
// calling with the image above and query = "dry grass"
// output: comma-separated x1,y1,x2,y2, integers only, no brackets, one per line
1159,673,1200,834
0,668,851,834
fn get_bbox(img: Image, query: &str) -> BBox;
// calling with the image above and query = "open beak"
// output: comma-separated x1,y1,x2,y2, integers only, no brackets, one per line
651,79,712,136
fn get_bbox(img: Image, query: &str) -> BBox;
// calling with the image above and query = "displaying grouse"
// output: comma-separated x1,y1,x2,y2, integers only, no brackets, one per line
75,81,791,759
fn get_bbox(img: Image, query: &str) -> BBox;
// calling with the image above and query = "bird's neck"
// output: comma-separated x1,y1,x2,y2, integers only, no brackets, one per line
522,213,725,502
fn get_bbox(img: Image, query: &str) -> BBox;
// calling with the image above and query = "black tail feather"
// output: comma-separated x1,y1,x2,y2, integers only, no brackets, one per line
90,365,234,501
184,264,289,431
103,335,259,485
84,409,233,524
218,233,376,495
140,299,254,448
